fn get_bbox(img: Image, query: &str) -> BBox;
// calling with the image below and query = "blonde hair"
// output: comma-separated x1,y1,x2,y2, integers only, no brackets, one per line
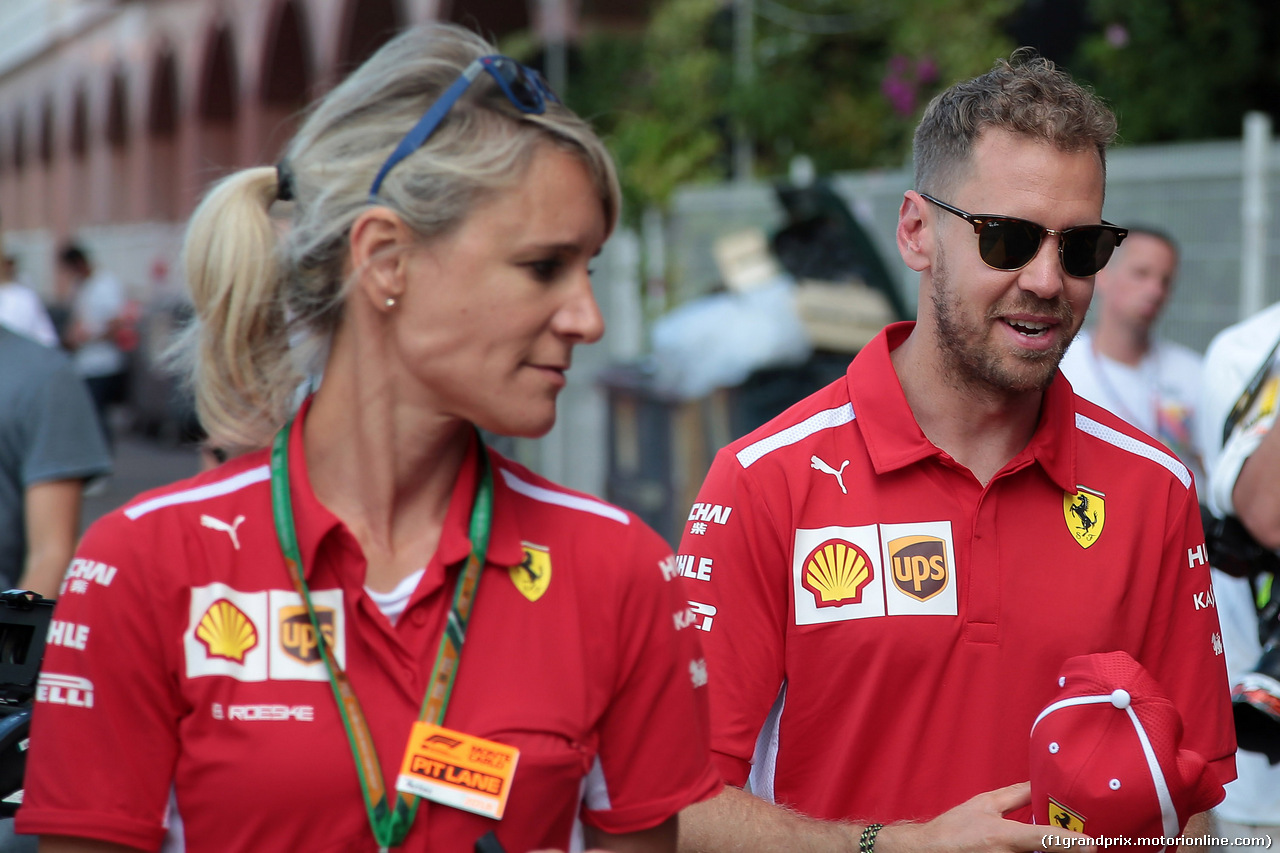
174,23,621,452
913,49,1117,198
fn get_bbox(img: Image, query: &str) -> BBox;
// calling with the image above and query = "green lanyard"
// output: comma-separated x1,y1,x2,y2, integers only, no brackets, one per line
269,419,494,850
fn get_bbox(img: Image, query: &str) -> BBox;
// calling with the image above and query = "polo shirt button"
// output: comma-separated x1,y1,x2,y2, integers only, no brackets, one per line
411,610,427,626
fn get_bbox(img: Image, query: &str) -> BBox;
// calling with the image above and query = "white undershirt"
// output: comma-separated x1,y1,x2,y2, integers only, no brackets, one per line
364,567,425,625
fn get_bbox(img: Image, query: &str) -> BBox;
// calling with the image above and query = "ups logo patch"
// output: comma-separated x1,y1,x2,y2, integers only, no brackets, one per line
887,535,948,602
278,605,335,664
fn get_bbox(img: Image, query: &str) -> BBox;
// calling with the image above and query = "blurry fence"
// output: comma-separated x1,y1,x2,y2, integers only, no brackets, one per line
666,137,1280,355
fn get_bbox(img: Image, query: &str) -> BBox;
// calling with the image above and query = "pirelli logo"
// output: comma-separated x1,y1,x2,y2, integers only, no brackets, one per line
887,535,949,602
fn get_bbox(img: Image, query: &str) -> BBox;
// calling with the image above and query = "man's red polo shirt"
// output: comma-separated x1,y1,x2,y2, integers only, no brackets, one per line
679,322,1235,824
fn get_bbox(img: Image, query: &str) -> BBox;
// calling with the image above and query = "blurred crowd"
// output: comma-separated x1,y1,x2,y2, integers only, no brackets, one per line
0,240,128,597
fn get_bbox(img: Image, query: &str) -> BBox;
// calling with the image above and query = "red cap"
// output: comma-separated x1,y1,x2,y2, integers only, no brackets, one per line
1030,651,1224,849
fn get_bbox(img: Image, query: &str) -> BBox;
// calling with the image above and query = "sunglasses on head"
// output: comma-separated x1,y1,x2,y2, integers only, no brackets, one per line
920,193,1128,278
369,54,558,198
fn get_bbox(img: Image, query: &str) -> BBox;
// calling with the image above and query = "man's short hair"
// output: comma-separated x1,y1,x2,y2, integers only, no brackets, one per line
912,48,1117,197
1119,225,1179,257
58,243,88,269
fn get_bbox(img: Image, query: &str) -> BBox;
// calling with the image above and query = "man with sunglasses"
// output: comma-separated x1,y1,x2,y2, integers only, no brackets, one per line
678,52,1235,853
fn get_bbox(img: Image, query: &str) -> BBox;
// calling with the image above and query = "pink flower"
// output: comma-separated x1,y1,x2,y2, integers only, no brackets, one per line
881,78,915,116
916,57,937,85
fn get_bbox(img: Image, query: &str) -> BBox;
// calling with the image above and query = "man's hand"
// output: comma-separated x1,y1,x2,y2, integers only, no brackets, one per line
679,781,1094,853
878,783,1094,853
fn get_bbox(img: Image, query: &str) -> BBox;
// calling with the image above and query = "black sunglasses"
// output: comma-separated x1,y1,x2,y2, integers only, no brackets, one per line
921,194,1128,278
369,55,558,197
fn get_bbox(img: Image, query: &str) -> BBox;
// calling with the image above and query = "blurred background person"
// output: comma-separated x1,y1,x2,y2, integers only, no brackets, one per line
18,23,719,853
0,327,111,597
58,243,129,449
0,253,58,347
1199,300,1280,852
1059,226,1204,482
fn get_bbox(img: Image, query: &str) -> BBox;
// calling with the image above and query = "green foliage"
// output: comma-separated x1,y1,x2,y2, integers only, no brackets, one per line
1074,0,1280,144
741,0,1019,175
565,0,1019,220
566,0,730,221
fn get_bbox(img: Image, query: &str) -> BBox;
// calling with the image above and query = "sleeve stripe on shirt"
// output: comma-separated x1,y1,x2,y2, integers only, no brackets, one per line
735,403,855,469
124,465,271,520
1075,413,1192,489
498,467,630,525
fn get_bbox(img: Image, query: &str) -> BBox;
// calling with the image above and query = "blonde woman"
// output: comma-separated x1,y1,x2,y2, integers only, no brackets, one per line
20,24,720,853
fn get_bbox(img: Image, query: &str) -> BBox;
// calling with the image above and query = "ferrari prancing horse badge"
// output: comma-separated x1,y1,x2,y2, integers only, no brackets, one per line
1063,486,1105,549
510,543,551,602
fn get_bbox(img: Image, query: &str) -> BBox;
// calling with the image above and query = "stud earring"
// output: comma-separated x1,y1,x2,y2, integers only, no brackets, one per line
384,297,396,309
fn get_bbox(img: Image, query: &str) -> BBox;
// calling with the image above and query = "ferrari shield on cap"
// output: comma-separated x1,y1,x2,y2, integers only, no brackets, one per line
1029,651,1225,851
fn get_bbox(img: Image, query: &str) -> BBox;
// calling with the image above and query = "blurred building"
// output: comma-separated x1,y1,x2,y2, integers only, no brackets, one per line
0,0,651,301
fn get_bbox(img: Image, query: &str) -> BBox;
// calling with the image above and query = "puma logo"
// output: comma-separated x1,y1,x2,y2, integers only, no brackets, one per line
200,514,246,550
810,455,849,495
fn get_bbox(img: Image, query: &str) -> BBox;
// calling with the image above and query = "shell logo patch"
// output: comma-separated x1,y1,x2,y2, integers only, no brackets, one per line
802,539,873,608
1047,797,1085,833
511,542,551,602
279,605,335,664
196,599,259,662
1063,486,1106,549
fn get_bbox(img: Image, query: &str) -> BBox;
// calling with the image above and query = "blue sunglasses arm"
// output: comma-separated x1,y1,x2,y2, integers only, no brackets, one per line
368,60,484,197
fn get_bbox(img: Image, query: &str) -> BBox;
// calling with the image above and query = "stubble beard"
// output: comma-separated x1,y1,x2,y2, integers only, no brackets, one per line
930,244,1077,397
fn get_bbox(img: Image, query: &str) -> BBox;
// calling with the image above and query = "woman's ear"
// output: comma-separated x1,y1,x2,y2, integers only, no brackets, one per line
898,191,933,273
349,206,415,311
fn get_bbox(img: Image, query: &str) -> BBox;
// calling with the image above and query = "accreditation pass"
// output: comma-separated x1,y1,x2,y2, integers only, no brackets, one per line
396,722,520,819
